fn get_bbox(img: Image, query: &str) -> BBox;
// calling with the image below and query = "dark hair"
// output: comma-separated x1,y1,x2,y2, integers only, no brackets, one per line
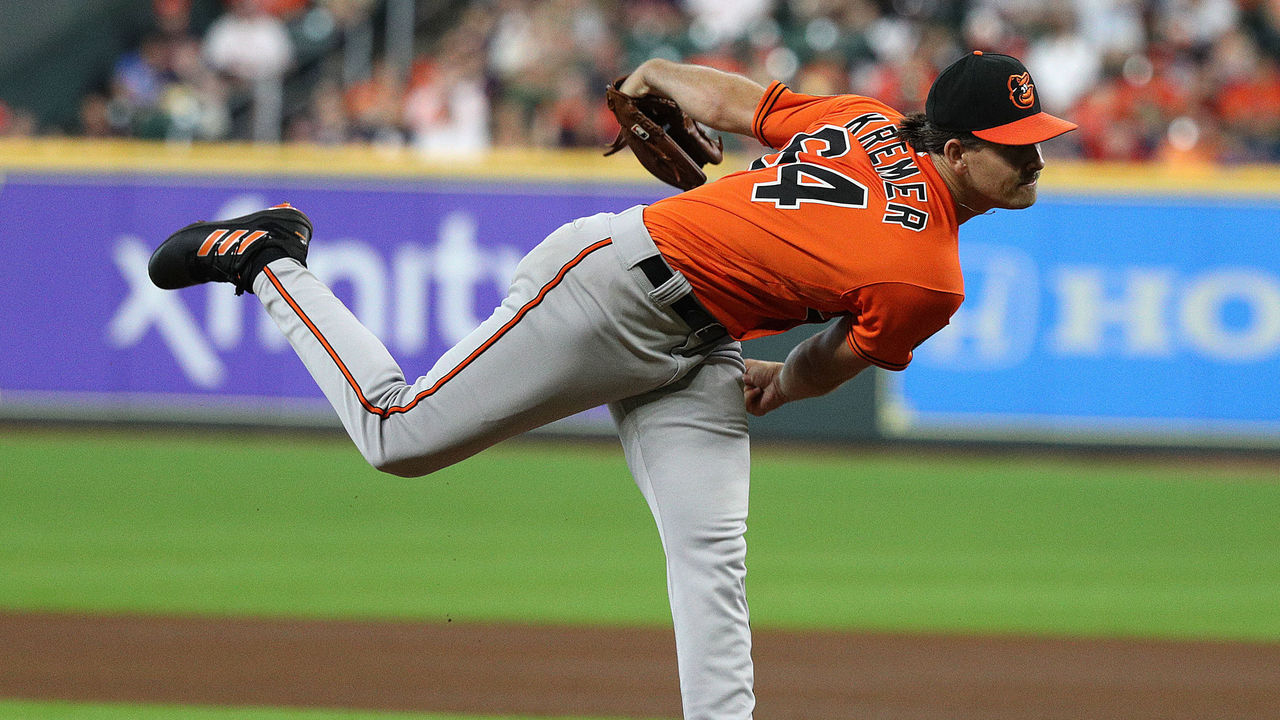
897,112,984,154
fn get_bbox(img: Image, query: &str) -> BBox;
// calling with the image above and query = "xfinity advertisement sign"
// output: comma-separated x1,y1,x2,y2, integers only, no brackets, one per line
0,175,651,426
883,194,1280,445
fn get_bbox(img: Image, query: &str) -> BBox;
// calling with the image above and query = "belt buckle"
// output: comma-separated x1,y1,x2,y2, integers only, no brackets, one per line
674,322,728,357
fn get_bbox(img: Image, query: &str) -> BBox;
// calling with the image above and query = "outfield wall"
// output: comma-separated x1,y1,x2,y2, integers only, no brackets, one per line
1,139,1277,447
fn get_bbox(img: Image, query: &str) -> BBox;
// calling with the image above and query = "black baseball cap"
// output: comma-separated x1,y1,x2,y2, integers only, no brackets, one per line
925,51,1077,145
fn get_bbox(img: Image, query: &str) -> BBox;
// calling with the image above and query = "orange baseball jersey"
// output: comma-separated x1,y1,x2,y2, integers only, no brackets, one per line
643,81,965,370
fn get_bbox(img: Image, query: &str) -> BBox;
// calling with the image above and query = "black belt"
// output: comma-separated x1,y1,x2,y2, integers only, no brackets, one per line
637,255,729,352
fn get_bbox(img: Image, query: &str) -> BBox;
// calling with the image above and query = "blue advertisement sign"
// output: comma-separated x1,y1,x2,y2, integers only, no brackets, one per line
884,192,1280,445
0,173,658,426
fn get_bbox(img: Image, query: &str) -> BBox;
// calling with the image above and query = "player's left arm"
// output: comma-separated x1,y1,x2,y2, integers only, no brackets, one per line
618,58,765,137
743,317,871,416
743,284,963,415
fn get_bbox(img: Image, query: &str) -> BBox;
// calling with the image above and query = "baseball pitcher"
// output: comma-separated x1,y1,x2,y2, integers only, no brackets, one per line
148,51,1075,719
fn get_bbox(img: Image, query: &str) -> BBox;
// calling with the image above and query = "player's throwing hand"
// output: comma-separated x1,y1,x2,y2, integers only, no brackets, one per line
743,359,790,416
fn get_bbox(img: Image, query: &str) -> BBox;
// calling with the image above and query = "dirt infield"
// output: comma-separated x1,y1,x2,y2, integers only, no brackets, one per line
2,613,1279,719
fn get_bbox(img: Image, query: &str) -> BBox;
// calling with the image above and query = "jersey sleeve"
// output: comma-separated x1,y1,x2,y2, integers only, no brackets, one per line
844,283,964,371
752,82,873,149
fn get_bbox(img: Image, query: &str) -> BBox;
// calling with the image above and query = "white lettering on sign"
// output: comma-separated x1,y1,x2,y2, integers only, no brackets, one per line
1181,269,1280,362
393,243,433,354
917,247,1280,370
1051,266,1280,362
1050,267,1175,357
108,201,524,388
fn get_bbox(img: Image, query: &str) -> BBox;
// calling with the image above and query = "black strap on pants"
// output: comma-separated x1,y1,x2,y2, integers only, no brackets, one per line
637,255,730,355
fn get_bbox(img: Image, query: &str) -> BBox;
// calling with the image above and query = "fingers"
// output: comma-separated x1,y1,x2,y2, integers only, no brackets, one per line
744,384,779,416
742,385,766,416
742,359,785,416
618,71,651,97
620,58,673,97
742,358,780,388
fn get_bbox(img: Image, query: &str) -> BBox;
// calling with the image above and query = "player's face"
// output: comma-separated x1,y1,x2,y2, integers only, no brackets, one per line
963,141,1045,209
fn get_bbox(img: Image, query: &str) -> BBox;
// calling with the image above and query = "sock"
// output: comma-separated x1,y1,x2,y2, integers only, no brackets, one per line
240,246,294,294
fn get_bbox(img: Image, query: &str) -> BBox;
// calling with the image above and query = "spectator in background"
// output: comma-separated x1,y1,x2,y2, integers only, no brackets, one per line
1074,0,1146,58
1208,28,1280,159
78,94,115,138
106,34,173,138
682,0,774,47
287,79,352,144
95,0,229,142
1023,6,1102,113
343,59,405,145
399,3,495,155
0,100,36,137
203,0,295,142
165,27,233,141
113,34,170,112
1158,0,1241,53
404,51,492,155
619,0,691,68
531,69,605,147
484,0,620,148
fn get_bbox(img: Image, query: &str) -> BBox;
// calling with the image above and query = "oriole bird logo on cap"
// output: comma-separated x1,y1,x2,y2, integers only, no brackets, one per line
1008,73,1035,109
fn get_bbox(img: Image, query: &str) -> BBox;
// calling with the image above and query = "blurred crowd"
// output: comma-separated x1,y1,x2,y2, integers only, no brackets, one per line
7,0,1280,163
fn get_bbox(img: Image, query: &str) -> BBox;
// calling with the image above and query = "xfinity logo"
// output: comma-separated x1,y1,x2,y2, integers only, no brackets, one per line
107,198,521,388
918,243,1280,370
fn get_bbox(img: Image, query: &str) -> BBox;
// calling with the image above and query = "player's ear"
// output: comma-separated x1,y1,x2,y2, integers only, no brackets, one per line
941,138,968,174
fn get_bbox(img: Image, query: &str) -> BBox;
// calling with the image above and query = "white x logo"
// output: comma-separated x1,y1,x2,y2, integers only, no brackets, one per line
106,236,224,388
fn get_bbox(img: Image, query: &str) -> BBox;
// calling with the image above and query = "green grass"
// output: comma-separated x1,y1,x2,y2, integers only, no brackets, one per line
0,428,671,625
748,449,1280,639
0,699,637,720
2,427,1278,640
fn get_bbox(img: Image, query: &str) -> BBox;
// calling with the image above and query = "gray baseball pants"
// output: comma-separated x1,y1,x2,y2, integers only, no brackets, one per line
252,205,755,719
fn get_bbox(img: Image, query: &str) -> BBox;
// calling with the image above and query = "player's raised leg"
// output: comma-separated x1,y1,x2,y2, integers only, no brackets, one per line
151,204,698,477
259,216,684,475
610,348,754,720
